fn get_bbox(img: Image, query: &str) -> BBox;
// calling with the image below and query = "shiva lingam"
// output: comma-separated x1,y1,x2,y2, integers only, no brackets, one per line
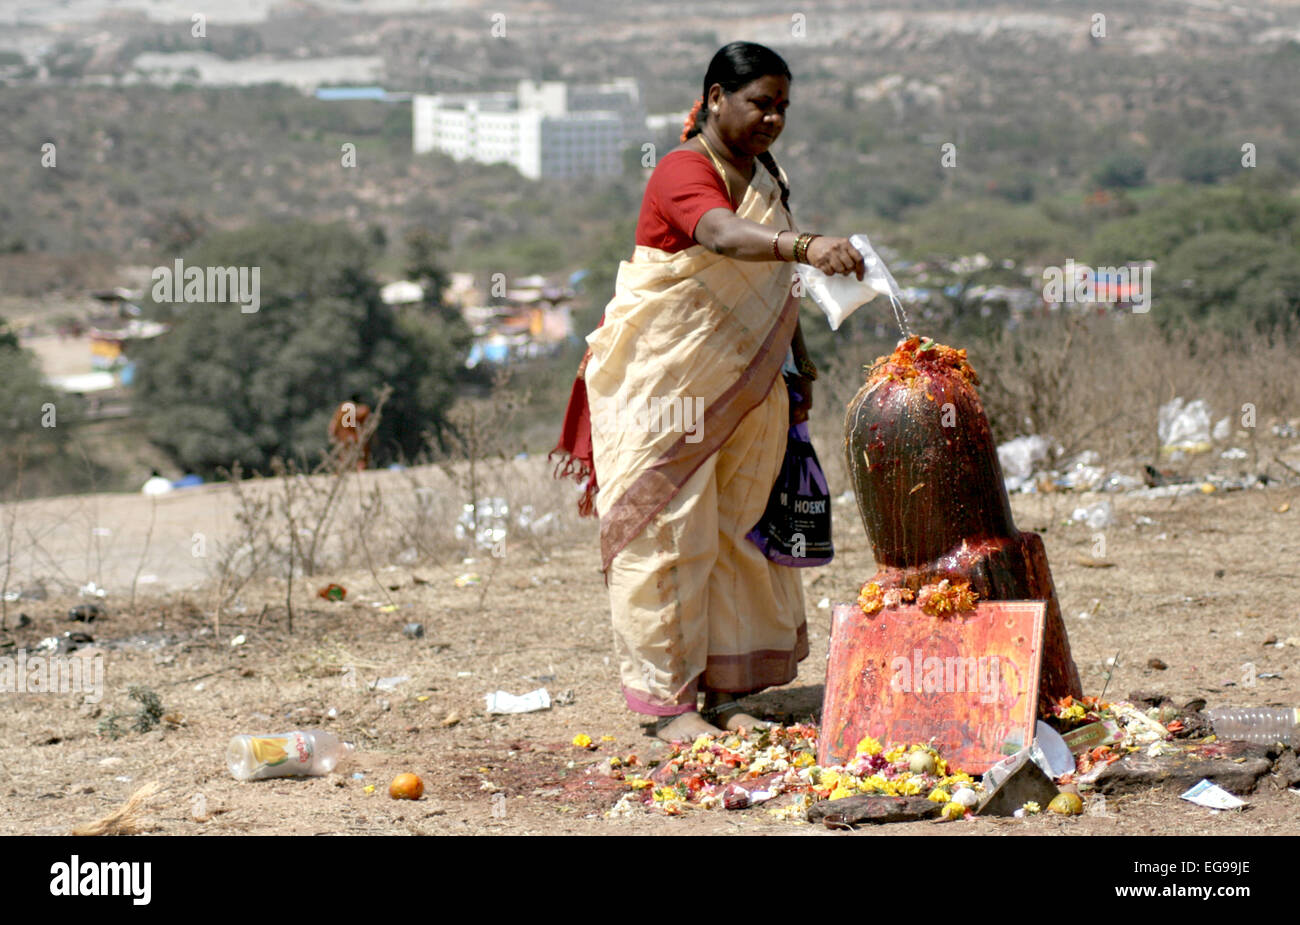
840,337,1083,709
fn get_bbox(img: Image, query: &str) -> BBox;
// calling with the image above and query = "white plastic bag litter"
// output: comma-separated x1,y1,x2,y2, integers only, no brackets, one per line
796,233,904,331
1157,397,1212,454
1070,500,1115,529
484,688,552,714
997,435,1051,492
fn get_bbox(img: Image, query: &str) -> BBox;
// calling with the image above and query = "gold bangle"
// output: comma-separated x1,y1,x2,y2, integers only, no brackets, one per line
771,230,784,261
795,231,816,263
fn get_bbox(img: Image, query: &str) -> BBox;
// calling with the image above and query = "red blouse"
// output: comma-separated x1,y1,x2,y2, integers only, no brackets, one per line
552,152,742,515
635,149,735,252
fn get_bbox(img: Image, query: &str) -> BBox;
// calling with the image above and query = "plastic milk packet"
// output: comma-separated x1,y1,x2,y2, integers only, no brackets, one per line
796,232,906,332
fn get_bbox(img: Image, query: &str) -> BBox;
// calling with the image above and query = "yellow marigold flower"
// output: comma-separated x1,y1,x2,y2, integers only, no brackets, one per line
855,736,883,756
928,787,951,803
1022,801,1041,814
829,783,857,801
897,777,923,796
884,745,906,763
940,801,966,821
626,777,653,790
572,733,593,748
653,787,678,802
819,770,841,791
859,774,889,793
1061,704,1086,723
793,751,816,769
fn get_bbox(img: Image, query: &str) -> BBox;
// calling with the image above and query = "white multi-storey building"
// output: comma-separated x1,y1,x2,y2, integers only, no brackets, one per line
412,78,644,180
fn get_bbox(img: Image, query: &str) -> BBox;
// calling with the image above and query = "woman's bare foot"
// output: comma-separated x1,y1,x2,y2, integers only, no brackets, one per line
655,711,723,744
702,694,770,732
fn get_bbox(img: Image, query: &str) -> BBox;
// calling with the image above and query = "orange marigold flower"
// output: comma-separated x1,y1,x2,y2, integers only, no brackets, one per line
858,581,884,615
916,579,979,617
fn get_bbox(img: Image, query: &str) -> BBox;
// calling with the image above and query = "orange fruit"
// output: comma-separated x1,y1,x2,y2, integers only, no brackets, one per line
388,772,424,800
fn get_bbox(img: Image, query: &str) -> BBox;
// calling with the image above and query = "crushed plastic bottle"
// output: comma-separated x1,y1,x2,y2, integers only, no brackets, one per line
1206,707,1298,746
226,729,353,781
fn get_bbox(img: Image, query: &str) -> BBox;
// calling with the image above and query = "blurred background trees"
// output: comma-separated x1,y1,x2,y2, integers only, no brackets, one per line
132,222,471,475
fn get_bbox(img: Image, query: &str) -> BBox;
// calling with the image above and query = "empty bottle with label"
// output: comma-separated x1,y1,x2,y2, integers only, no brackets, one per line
227,729,353,781
1206,707,1298,745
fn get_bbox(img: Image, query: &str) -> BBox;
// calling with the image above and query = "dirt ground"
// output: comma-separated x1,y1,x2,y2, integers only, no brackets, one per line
2,462,1299,837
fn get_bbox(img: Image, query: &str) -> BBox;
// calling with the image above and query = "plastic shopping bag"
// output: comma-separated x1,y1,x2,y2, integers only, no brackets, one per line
746,414,833,568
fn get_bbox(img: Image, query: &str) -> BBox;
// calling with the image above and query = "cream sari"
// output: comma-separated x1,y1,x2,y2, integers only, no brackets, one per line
585,147,808,716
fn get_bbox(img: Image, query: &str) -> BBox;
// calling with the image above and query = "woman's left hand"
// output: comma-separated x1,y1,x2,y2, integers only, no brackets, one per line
789,375,813,424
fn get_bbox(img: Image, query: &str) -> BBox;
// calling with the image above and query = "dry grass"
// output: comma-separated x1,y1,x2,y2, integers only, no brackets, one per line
809,318,1300,494
69,781,161,836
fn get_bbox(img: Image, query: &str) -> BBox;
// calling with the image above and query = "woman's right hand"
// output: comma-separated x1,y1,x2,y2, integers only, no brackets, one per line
806,236,866,280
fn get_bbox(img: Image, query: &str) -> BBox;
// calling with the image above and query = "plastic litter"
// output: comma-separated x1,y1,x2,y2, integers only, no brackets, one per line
1032,722,1076,778
1206,706,1298,745
227,729,353,781
456,498,510,550
1157,397,1212,454
1070,500,1115,529
1058,454,1105,491
997,436,1051,492
795,232,905,331
402,622,425,639
516,505,557,534
1102,473,1143,492
982,721,1075,788
485,688,552,714
1180,779,1246,810
370,676,410,692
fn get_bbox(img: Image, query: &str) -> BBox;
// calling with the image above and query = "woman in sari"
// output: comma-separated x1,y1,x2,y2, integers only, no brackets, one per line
554,42,865,743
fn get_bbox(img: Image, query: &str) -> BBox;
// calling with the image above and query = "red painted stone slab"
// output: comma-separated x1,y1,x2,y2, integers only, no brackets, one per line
818,600,1045,774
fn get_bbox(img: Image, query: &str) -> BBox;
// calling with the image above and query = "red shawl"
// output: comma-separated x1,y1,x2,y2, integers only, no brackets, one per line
550,347,599,517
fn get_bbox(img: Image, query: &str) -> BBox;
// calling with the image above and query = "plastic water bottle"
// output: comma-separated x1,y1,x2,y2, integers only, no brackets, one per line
226,729,353,781
1206,707,1299,745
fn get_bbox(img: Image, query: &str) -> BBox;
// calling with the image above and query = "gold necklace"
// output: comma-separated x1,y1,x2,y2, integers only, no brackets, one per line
698,134,743,207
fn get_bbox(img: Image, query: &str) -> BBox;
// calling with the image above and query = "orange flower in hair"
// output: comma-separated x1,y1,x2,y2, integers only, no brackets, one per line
680,96,704,142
